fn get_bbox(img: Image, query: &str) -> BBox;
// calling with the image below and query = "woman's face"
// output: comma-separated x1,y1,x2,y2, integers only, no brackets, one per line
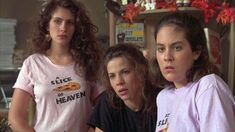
48,7,75,47
155,25,200,88
107,56,142,102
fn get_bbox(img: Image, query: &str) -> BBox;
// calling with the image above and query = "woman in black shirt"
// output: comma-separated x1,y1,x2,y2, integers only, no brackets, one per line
88,44,161,132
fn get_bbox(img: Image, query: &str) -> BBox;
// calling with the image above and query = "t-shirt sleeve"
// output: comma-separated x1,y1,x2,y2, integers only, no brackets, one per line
88,91,113,131
196,75,235,132
13,57,34,96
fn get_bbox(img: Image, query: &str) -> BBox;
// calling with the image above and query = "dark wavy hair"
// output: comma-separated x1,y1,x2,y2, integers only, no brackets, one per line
100,44,159,118
152,12,219,86
32,0,100,81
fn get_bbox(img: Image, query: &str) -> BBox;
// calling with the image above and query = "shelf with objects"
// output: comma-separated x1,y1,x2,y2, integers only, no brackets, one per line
137,7,202,19
107,0,235,90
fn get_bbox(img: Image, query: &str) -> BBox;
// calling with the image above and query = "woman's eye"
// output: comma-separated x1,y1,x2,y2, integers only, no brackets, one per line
67,21,74,25
122,70,130,75
108,74,115,79
54,19,61,24
174,45,182,51
157,47,165,53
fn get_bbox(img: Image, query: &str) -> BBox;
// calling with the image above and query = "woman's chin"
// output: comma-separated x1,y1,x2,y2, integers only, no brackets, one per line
163,74,176,82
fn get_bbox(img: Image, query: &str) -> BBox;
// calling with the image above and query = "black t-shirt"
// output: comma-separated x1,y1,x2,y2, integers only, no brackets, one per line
88,91,156,132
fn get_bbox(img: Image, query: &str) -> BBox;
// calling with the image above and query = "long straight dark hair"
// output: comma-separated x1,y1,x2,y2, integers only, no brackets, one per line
153,12,220,86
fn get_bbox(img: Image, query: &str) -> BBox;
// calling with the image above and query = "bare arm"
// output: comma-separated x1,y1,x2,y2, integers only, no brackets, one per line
8,89,35,132
95,127,103,132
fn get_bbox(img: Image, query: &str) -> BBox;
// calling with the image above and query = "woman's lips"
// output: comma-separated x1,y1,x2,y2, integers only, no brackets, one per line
118,88,128,96
164,66,175,73
57,35,67,39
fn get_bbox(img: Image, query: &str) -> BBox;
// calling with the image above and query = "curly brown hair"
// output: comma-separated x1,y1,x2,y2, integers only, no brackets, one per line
32,0,101,81
100,44,160,118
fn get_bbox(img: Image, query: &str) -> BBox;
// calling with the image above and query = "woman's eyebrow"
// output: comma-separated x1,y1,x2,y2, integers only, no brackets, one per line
156,43,164,46
51,16,74,21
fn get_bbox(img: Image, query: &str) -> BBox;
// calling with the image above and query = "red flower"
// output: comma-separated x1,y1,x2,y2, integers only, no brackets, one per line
121,0,235,25
191,0,208,9
216,2,235,25
123,3,143,23
191,0,217,23
156,1,177,11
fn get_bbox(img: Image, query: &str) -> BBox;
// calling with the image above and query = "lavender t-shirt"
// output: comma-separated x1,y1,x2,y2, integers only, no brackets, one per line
13,53,104,132
156,74,235,132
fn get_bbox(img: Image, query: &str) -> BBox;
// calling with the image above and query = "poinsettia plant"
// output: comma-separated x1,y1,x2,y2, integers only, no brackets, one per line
121,0,235,25
216,2,235,25
122,0,145,23
191,0,235,25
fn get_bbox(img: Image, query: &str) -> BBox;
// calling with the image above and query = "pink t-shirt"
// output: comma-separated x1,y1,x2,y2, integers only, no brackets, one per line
156,74,235,132
13,53,104,132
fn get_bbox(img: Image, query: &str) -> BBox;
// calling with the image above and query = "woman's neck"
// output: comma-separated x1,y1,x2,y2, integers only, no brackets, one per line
124,97,144,112
46,48,74,65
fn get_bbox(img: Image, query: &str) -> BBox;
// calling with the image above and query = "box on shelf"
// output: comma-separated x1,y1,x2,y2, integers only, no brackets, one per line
116,22,145,48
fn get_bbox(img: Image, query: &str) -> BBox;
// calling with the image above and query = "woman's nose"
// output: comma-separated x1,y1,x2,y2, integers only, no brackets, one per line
116,75,124,85
59,22,66,32
164,50,173,62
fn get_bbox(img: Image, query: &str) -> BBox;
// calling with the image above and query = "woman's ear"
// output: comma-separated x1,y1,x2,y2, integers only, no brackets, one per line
193,50,201,61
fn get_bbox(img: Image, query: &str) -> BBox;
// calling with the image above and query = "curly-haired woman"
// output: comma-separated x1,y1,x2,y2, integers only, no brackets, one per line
8,0,104,131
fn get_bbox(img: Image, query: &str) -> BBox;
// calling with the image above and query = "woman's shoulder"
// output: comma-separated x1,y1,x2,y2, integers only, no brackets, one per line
157,86,175,101
195,74,231,96
93,91,125,118
197,74,227,87
94,91,115,110
159,85,175,93
200,73,218,80
24,53,45,62
21,53,50,69
96,91,109,103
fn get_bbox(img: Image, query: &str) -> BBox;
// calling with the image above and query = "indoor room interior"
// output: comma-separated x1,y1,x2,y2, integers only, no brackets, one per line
0,0,235,131
0,0,108,96
0,0,108,129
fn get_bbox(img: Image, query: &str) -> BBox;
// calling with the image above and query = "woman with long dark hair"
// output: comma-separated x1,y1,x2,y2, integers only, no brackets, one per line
153,12,235,132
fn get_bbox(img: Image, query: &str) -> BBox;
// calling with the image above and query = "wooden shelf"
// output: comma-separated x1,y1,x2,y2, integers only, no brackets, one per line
109,5,234,91
137,7,203,20
109,7,204,46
